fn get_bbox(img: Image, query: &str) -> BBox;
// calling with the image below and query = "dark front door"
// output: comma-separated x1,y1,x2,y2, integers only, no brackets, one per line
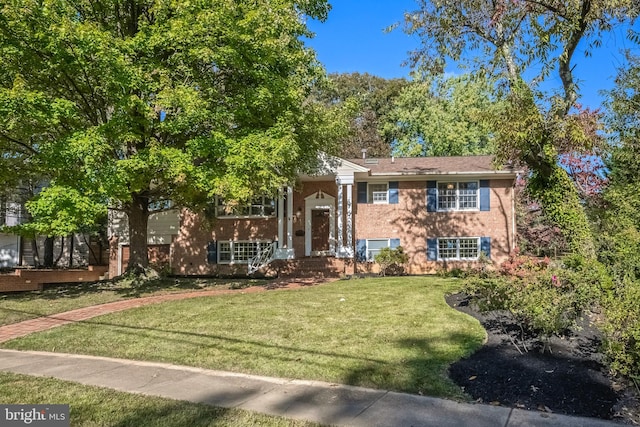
311,209,330,253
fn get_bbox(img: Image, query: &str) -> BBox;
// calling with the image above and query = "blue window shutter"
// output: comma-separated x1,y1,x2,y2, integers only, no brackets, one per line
390,238,400,249
480,180,490,211
427,181,437,212
357,182,368,204
389,181,399,204
356,239,367,261
207,241,217,264
427,238,437,260
480,237,491,259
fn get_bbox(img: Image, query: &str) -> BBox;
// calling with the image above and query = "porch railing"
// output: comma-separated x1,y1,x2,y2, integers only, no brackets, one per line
248,241,278,275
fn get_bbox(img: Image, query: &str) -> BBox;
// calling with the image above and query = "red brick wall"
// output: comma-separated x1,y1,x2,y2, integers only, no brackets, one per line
0,266,109,292
354,179,515,274
171,209,279,275
156,178,515,276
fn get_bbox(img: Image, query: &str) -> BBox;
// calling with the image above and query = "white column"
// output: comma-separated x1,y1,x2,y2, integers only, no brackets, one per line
336,179,344,255
286,186,293,250
277,188,284,247
346,183,353,257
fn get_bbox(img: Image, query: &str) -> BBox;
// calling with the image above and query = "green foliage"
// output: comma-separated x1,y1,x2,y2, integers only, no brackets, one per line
0,0,338,268
600,280,640,376
464,253,605,346
374,246,409,276
384,74,499,157
310,72,408,158
594,56,640,376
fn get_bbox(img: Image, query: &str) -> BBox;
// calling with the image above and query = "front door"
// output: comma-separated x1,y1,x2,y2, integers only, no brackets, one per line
311,209,330,253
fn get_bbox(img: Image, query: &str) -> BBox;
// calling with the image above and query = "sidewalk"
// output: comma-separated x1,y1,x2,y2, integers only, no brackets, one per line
0,349,620,427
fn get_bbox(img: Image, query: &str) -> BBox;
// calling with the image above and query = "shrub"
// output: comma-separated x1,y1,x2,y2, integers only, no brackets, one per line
374,246,408,276
600,279,640,377
463,252,606,352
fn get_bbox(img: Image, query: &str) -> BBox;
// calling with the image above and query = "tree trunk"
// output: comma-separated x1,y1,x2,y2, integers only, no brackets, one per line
43,236,55,268
68,235,74,268
126,193,150,273
30,238,40,267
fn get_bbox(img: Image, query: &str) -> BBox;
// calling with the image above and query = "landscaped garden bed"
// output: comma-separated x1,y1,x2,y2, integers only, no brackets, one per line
447,292,640,424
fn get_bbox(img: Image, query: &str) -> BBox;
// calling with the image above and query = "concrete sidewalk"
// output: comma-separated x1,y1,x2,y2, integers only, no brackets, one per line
0,349,620,427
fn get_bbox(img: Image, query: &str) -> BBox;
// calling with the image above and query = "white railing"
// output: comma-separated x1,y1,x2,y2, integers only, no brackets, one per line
248,241,278,275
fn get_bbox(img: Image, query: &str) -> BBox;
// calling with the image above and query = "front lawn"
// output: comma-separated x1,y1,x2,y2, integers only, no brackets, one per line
0,277,266,326
2,277,485,399
0,372,320,427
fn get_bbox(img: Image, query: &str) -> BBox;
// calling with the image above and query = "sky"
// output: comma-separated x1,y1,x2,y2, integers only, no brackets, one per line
305,1,639,110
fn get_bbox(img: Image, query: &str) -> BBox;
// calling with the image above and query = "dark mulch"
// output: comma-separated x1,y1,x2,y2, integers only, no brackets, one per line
446,293,640,424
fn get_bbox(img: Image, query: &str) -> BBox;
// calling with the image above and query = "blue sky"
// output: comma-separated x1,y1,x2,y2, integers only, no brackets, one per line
305,1,639,110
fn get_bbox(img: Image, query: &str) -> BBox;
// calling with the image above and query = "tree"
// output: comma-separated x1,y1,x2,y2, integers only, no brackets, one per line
383,74,499,157
0,0,338,272
400,0,638,258
311,73,408,158
595,54,640,375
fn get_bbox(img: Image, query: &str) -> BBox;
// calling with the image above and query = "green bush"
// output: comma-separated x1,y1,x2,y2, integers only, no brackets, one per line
374,246,408,276
600,279,640,377
463,252,606,351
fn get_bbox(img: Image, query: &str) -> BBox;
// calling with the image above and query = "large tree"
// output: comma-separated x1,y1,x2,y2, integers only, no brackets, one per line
384,74,499,157
311,72,407,158
0,0,337,272
401,0,638,257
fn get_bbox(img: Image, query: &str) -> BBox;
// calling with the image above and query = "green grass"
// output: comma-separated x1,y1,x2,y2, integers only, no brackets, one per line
2,276,485,399
0,372,321,426
0,277,267,326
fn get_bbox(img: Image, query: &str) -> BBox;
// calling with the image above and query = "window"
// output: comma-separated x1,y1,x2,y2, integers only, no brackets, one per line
216,196,276,217
368,183,388,204
366,239,391,261
356,238,400,262
437,181,478,211
437,238,479,260
218,241,272,264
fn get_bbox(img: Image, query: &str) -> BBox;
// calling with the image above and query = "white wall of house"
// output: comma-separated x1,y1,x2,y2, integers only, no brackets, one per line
0,233,20,268
108,209,180,244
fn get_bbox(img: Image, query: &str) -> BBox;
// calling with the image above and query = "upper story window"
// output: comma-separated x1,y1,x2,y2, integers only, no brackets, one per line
368,183,388,204
437,181,478,211
357,181,399,204
216,196,276,218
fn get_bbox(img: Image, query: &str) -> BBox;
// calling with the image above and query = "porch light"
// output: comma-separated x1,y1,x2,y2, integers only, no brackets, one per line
446,183,455,190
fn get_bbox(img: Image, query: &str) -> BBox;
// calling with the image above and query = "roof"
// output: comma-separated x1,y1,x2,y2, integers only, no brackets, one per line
347,155,517,176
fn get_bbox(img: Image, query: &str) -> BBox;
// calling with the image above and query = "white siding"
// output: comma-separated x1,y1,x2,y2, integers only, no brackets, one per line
109,209,180,244
0,233,20,268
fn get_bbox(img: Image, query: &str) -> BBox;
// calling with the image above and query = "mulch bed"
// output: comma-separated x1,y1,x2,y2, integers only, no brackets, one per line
446,293,640,424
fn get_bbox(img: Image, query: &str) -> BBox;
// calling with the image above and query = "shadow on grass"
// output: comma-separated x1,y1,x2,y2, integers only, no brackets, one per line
344,336,482,396
0,277,268,302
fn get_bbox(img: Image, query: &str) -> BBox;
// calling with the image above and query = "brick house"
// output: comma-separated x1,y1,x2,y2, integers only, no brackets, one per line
108,154,518,277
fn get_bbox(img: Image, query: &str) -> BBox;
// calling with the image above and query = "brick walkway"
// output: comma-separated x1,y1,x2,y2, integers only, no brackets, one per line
0,278,329,343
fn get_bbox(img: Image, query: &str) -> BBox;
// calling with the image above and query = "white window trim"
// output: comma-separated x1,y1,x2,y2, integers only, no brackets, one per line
218,240,273,264
436,181,480,212
365,238,393,262
367,182,389,204
215,196,277,219
437,237,481,261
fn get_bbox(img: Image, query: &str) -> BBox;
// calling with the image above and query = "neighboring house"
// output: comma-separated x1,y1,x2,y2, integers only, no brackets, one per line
0,199,22,268
108,154,519,277
0,196,102,269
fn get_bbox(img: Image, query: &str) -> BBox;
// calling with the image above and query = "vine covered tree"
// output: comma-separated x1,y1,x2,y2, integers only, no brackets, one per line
0,0,339,272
